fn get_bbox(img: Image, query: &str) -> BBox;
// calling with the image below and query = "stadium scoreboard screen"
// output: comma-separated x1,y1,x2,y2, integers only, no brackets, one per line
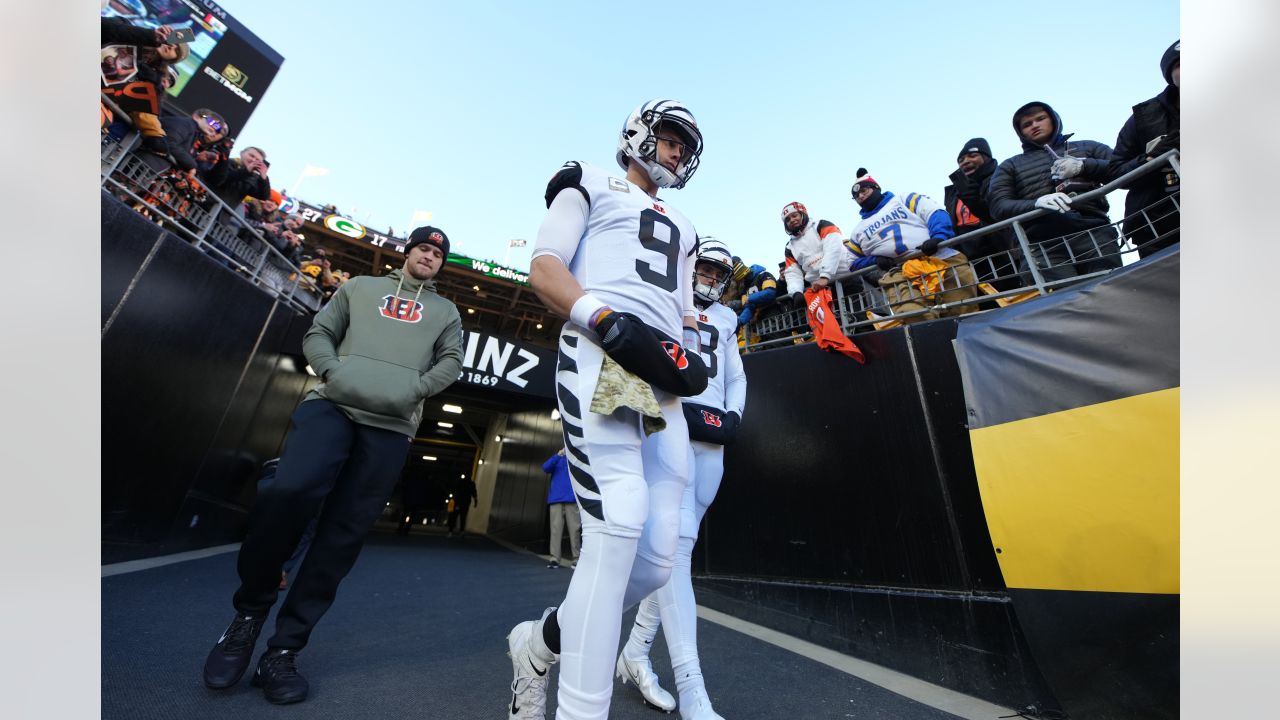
102,0,283,139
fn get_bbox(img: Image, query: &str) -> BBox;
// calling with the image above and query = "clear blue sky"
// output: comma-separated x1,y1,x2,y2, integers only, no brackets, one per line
222,0,1179,271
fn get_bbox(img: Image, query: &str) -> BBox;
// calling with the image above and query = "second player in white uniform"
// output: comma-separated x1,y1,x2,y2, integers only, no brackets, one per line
507,99,710,720
616,237,746,720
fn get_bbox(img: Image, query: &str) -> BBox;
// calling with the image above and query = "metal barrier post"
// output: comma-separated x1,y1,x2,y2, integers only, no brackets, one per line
1011,220,1050,296
833,280,850,334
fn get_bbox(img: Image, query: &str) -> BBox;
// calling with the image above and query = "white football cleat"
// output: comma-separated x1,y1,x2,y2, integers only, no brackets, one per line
507,608,557,719
616,651,677,712
680,687,725,720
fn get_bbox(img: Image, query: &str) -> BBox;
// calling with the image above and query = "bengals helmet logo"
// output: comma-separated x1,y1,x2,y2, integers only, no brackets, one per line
701,410,722,427
661,341,689,369
379,295,423,323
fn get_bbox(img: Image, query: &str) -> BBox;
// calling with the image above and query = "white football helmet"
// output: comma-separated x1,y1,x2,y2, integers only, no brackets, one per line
692,236,733,303
616,99,703,189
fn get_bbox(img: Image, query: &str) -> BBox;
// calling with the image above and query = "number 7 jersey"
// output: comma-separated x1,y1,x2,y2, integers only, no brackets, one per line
534,161,699,342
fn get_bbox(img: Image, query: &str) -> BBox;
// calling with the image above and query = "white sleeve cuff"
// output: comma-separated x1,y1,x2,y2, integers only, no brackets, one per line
569,294,608,330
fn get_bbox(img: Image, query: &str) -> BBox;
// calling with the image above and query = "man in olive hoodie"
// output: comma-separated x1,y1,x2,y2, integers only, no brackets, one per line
202,225,463,705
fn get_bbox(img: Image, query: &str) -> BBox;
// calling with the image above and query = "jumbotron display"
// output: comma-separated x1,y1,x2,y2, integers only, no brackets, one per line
102,0,283,138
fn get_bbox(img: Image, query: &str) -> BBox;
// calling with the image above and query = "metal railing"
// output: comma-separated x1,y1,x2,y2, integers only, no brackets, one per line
743,150,1180,351
100,125,323,314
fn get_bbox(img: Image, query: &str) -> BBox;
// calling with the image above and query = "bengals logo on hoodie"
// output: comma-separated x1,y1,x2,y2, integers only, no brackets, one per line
379,295,423,323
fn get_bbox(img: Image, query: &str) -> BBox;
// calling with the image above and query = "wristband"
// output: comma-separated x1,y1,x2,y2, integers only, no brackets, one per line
569,294,609,330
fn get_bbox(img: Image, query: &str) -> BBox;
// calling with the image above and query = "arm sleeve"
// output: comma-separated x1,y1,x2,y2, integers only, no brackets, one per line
542,456,556,474
745,274,777,308
681,238,698,321
1108,115,1146,180
925,209,955,241
531,187,589,267
101,17,159,46
782,249,804,292
419,310,464,398
301,280,353,379
1079,141,1114,181
986,161,1037,220
723,339,747,416
816,221,847,278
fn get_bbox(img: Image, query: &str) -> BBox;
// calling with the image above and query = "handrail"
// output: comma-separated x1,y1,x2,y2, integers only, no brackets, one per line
100,129,324,313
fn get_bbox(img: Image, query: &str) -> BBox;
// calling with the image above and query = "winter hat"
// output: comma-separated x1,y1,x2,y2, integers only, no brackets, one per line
956,138,993,162
405,225,450,258
850,168,879,196
1161,40,1180,85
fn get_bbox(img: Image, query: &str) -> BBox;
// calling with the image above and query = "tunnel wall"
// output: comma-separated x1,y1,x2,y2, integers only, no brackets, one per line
101,192,314,563
483,408,565,553
689,320,1057,710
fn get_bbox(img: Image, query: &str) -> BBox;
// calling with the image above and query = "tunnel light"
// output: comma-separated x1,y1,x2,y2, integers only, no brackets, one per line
422,455,437,461
443,404,463,414
478,459,485,465
473,285,480,291
384,264,392,270
494,435,503,442
550,409,560,421
460,474,466,479
448,493,454,498
437,421,454,428
404,516,410,522
536,323,543,330
467,308,475,314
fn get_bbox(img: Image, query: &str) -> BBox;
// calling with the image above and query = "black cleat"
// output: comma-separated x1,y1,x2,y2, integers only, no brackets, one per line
203,614,265,689
250,648,309,704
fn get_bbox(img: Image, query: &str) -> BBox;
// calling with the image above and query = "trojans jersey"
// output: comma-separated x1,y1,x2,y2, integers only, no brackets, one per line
686,301,746,415
848,191,959,261
536,161,698,342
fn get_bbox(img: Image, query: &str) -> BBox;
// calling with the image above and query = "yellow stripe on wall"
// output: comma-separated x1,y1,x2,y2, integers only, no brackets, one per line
969,387,1179,594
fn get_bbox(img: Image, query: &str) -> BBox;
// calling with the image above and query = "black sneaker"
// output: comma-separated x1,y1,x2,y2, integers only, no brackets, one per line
250,648,309,704
203,614,265,689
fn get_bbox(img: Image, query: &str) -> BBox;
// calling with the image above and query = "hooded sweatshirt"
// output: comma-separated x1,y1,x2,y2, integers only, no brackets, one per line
302,268,463,436
986,101,1114,224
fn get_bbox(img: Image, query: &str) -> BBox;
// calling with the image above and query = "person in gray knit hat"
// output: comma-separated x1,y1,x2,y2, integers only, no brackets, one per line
201,224,462,705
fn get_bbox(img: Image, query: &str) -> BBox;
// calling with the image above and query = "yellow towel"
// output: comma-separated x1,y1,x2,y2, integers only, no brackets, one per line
589,354,666,436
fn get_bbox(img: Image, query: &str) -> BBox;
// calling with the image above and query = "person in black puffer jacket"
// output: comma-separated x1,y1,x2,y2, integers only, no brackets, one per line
988,101,1122,282
1110,40,1180,259
943,137,1016,285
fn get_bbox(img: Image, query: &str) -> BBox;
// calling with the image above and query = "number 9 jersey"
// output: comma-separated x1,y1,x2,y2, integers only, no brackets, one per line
533,161,699,343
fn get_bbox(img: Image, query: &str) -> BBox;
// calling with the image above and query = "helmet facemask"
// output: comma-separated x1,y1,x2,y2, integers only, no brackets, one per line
692,236,733,304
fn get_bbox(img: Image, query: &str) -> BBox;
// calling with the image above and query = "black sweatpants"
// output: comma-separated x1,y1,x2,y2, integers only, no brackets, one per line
232,398,410,649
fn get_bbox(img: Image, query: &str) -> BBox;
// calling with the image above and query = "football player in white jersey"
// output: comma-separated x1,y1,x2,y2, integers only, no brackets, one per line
506,99,710,720
615,237,745,720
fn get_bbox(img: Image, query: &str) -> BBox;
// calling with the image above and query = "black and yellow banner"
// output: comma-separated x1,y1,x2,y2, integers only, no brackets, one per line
955,246,1179,719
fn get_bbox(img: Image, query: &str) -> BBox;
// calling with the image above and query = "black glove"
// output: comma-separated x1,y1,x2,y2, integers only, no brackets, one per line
726,298,743,312
790,291,806,308
595,311,708,397
874,255,896,271
919,238,941,256
1147,130,1180,157
862,269,885,287
723,410,741,444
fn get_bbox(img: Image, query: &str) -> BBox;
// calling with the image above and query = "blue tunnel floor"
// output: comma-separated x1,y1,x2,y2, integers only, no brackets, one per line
102,530,972,719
